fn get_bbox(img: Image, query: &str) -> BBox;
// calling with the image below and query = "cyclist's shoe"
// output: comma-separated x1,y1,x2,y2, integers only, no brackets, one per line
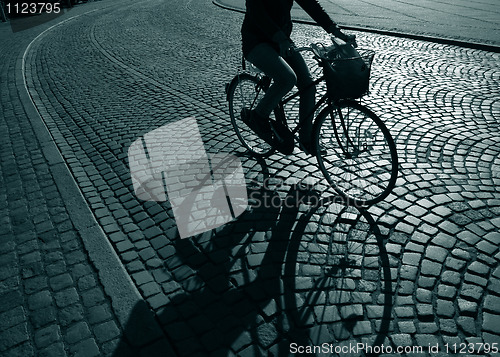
269,120,294,155
241,108,273,144
299,140,327,156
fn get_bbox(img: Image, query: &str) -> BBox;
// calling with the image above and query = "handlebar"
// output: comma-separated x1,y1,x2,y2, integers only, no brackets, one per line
293,35,358,60
295,46,314,53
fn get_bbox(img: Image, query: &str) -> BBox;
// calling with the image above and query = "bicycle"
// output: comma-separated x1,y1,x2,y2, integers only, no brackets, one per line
226,37,398,207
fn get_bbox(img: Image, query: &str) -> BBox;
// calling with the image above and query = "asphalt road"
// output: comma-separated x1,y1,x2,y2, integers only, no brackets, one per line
216,0,500,49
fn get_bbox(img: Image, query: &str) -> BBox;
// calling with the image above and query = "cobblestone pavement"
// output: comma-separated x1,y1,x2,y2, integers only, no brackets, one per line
0,3,133,356
4,0,500,355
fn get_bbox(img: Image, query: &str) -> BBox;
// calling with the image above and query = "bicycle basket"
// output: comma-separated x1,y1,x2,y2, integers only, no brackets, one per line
323,48,375,100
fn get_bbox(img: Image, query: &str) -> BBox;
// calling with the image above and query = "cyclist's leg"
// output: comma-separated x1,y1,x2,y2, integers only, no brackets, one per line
246,43,297,119
284,51,316,145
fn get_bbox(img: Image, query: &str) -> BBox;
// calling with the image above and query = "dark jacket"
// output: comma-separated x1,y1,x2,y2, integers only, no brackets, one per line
241,0,335,57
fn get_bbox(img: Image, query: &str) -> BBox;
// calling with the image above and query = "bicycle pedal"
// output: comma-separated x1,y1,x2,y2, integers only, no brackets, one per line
269,121,294,155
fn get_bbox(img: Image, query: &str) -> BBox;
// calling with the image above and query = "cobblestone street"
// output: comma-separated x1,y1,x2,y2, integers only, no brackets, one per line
1,0,499,355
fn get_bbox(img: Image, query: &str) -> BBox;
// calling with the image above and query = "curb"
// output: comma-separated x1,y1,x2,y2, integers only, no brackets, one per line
212,0,500,53
16,4,172,354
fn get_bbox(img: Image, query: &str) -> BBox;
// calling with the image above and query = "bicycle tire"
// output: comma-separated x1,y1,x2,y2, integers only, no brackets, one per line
227,73,275,157
314,101,398,206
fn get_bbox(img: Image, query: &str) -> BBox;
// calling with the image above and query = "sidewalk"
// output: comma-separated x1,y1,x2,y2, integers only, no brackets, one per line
214,0,500,50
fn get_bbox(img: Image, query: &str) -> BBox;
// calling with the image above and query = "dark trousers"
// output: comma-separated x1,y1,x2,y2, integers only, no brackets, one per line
246,43,316,143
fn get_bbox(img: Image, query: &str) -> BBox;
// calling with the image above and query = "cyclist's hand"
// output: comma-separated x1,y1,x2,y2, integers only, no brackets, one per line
273,31,296,57
278,39,296,58
344,34,357,47
344,35,358,47
330,26,357,47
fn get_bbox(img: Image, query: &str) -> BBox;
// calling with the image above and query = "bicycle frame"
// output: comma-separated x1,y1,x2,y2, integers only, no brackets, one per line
255,72,358,156
276,75,328,137
252,72,329,134
244,39,368,154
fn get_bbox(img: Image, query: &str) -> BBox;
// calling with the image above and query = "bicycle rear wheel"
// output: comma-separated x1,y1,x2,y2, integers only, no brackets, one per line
227,73,275,157
314,101,398,206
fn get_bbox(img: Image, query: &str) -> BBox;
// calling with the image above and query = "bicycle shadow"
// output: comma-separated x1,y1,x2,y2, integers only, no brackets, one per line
112,157,393,356
282,195,393,357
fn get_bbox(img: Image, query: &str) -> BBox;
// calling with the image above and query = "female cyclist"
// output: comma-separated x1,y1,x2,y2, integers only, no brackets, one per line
240,0,354,155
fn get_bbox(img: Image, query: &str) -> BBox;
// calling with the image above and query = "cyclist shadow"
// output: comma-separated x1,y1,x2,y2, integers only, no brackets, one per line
113,156,393,356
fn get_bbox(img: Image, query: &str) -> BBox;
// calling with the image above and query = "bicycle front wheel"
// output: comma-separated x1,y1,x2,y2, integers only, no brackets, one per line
227,73,275,157
314,101,398,206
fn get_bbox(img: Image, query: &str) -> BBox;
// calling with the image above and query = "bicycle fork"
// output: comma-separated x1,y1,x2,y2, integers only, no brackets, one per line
330,105,360,159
